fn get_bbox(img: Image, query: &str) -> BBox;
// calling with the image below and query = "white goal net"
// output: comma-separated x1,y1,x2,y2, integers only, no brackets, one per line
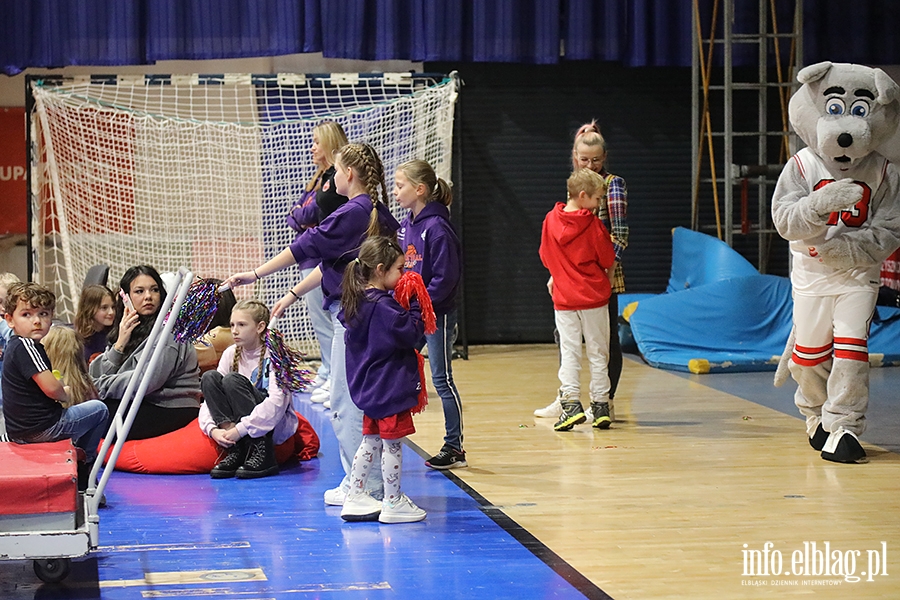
30,72,458,357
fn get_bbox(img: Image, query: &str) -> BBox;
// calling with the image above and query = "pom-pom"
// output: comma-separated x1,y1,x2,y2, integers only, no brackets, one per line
172,278,222,343
265,322,312,393
393,271,436,335
411,350,428,415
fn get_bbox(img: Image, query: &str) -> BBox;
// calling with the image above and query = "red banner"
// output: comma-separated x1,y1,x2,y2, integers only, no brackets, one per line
0,107,27,235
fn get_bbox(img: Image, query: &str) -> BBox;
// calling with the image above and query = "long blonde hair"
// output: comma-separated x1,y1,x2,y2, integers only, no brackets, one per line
307,121,349,192
334,143,391,238
43,326,98,408
397,159,453,207
230,299,269,387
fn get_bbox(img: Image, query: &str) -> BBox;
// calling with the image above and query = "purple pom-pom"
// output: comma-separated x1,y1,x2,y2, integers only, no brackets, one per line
265,328,312,392
172,279,221,343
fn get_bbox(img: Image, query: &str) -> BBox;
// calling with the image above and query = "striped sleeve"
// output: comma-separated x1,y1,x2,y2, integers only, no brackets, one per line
21,337,50,373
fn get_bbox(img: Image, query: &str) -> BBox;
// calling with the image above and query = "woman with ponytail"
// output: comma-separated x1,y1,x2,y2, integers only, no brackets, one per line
224,142,399,505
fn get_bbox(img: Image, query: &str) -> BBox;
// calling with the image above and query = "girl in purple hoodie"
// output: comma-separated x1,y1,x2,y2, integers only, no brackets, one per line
224,143,399,507
338,236,426,524
395,160,466,470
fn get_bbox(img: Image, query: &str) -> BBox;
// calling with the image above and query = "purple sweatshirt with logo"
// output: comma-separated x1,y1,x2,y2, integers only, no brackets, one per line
289,194,399,309
398,202,461,315
340,289,423,420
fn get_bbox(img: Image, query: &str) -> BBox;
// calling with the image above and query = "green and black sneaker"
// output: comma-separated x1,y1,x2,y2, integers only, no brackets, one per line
554,400,586,431
591,402,612,429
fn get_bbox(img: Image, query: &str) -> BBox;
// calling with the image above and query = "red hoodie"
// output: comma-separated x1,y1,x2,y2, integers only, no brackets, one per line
539,203,616,311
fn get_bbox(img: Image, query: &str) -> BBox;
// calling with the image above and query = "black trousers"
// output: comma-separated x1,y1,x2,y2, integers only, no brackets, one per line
201,371,266,426
102,399,198,441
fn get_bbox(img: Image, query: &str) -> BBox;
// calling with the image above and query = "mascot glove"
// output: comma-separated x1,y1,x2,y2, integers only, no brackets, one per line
813,237,857,270
807,179,864,219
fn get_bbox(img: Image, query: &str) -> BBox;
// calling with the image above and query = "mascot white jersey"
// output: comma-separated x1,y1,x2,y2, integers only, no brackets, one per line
771,61,900,464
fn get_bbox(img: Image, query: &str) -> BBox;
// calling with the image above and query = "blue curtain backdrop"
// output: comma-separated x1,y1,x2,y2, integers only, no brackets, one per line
2,0,899,75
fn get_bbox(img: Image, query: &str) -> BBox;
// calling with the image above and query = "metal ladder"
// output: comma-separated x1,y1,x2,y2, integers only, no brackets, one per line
691,0,803,273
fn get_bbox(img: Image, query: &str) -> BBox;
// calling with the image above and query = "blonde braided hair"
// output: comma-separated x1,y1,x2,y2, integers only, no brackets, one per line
229,299,269,387
335,143,391,238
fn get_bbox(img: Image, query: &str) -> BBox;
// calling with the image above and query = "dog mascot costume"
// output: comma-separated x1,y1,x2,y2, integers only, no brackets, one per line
772,62,900,464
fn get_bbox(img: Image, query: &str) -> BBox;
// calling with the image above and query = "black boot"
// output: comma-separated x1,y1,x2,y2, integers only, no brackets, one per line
236,432,279,479
211,438,249,479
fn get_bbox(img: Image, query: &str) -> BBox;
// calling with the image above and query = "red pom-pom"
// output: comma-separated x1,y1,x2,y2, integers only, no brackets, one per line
394,271,437,335
412,350,428,414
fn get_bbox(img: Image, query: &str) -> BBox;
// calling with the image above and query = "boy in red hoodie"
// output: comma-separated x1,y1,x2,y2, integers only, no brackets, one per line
539,169,617,431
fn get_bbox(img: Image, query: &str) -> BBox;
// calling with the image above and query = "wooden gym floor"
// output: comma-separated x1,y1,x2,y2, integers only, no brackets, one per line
2,345,898,599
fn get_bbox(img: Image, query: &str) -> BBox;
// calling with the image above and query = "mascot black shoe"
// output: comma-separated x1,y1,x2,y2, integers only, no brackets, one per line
820,428,867,464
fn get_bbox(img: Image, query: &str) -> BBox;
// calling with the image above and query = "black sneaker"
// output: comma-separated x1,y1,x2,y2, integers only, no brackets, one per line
426,445,468,470
590,402,612,429
554,400,586,432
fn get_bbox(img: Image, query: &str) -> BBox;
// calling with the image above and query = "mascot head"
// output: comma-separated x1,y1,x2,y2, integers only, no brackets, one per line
789,62,900,175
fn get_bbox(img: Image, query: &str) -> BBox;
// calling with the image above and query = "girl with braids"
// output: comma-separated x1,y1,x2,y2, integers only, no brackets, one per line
395,159,466,470
535,121,630,425
199,300,296,479
224,142,399,505
338,236,426,523
285,121,350,404
74,284,116,363
90,265,201,440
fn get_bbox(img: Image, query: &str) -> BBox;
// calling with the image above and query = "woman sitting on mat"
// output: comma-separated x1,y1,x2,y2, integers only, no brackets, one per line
89,265,201,440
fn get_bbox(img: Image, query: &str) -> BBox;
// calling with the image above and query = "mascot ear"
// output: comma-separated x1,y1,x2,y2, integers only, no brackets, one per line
797,62,833,84
874,68,900,105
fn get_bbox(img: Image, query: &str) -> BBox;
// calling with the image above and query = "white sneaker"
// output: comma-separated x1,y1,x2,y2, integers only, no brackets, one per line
311,373,327,389
323,399,331,409
340,492,382,521
323,486,347,506
310,380,331,404
379,493,426,524
534,398,561,418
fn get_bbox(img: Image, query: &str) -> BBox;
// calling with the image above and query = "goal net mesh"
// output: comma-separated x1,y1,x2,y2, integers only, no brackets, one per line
30,73,458,357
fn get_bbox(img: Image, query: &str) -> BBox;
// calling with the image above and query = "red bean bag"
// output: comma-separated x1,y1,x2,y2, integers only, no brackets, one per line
100,412,319,474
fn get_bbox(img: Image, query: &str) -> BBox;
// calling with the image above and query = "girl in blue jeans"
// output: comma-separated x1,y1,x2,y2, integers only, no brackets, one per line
394,159,466,469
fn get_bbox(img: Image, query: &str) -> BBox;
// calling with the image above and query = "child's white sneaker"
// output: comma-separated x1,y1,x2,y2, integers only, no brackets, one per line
323,486,347,506
534,398,561,418
379,493,426,524
310,380,331,404
340,492,382,521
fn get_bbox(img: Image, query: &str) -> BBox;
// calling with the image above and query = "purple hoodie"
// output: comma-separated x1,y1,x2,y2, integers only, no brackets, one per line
340,289,423,420
397,202,461,315
286,167,349,270
289,194,399,309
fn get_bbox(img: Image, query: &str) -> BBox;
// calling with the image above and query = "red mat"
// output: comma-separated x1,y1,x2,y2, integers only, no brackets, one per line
0,440,77,515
